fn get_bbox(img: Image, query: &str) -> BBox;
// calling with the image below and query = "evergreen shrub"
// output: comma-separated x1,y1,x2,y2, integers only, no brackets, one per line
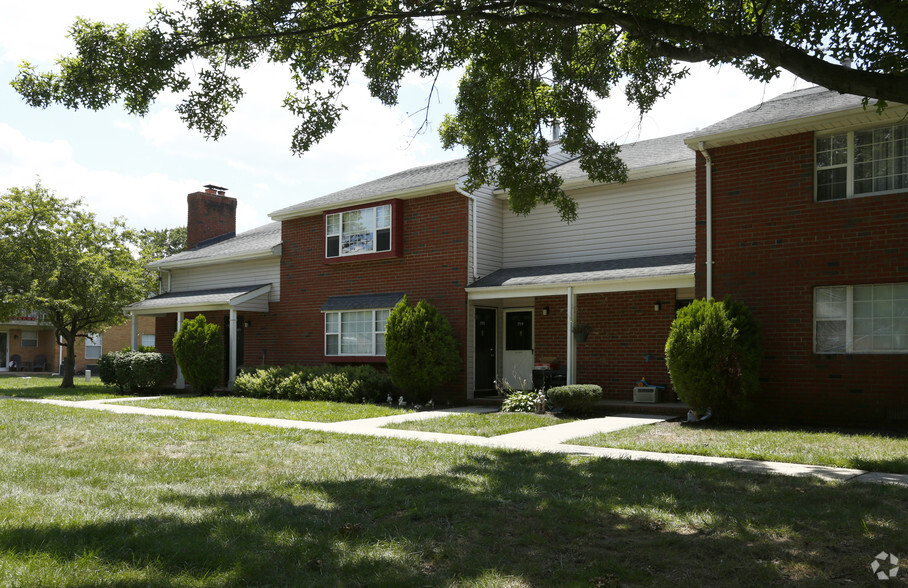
665,297,762,420
172,314,224,394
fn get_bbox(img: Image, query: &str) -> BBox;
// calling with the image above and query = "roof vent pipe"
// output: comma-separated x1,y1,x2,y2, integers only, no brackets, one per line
841,58,853,68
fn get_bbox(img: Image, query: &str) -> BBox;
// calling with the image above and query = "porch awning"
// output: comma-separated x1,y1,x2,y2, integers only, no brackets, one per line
320,292,405,312
125,284,272,316
466,253,695,299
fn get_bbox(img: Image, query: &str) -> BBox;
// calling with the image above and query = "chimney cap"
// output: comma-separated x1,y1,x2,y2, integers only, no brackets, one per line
204,184,228,194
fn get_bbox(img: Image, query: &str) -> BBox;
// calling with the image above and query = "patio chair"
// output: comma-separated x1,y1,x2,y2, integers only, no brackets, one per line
33,355,47,372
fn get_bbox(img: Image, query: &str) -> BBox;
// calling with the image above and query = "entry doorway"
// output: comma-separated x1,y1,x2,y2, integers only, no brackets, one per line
474,308,497,396
0,332,7,372
503,309,534,390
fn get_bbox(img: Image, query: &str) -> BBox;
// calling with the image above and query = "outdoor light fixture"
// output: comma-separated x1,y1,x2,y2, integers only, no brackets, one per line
543,306,550,316
654,302,662,312
244,321,251,328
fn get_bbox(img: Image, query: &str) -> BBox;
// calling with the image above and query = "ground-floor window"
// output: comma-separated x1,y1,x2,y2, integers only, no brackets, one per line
85,333,103,359
815,283,908,353
325,309,391,356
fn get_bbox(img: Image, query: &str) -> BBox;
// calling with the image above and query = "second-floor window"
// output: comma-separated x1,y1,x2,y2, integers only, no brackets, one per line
326,204,392,258
816,122,908,201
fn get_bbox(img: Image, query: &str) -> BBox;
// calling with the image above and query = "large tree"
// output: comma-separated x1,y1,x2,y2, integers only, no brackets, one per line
11,1,907,221
0,183,152,387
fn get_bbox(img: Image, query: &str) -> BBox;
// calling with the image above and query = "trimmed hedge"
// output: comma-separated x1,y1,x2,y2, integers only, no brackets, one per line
233,364,392,404
99,351,175,394
546,384,602,414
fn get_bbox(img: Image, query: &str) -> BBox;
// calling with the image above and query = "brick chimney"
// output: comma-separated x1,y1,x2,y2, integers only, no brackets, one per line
186,184,237,249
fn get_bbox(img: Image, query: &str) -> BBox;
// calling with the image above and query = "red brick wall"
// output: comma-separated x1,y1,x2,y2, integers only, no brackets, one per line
697,132,908,424
532,291,678,400
186,190,237,249
168,192,472,400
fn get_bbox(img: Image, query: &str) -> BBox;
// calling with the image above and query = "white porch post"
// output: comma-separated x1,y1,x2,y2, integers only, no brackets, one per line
130,313,138,351
567,286,576,385
228,308,237,390
175,311,185,389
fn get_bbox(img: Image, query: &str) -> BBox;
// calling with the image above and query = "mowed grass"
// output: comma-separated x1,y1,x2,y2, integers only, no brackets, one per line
127,395,412,422
1,401,907,586
0,375,126,401
572,420,908,474
384,412,575,437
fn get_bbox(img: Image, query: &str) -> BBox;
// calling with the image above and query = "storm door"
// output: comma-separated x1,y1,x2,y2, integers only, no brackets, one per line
503,309,534,389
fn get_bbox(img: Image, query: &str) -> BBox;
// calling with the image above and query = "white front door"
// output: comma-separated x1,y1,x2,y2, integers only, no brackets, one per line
503,309,534,390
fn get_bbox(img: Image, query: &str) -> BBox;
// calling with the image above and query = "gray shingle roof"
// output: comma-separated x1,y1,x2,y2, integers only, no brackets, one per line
320,292,406,311
126,284,271,311
149,222,281,268
551,132,695,182
270,158,470,220
467,253,695,289
692,86,868,138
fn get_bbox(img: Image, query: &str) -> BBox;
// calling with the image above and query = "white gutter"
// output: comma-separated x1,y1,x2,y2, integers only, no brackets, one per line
454,184,480,282
698,141,713,299
269,180,460,221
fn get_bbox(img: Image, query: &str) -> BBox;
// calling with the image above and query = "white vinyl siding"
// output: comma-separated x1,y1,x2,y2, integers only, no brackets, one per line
169,258,281,301
473,190,503,279
501,172,694,267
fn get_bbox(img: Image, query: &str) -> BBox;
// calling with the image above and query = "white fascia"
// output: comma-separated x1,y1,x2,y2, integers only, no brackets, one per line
466,274,695,301
268,180,458,221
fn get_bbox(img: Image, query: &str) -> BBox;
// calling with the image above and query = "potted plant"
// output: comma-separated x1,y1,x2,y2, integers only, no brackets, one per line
572,322,594,343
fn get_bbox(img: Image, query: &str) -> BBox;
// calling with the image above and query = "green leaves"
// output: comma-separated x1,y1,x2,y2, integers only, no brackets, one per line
11,0,908,220
0,182,151,386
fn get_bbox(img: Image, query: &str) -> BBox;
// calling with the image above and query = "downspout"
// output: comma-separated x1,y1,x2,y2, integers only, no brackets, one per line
454,185,479,282
697,141,713,299
566,286,575,385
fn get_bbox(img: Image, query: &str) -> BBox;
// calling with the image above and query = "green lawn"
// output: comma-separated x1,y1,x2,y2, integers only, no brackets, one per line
1,401,906,586
385,412,575,437
0,375,126,401
571,420,908,474
127,395,412,422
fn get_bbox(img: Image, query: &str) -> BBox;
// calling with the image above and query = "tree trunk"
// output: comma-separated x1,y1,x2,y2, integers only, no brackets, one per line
60,338,76,388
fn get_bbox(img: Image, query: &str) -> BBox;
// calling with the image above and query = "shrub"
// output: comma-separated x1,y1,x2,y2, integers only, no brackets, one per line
384,296,461,403
232,364,391,403
501,389,548,413
172,314,224,394
546,384,602,414
98,352,125,392
665,297,762,420
99,351,174,393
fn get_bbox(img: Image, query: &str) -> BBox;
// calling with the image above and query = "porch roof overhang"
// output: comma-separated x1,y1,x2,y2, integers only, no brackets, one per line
125,284,272,316
466,253,695,300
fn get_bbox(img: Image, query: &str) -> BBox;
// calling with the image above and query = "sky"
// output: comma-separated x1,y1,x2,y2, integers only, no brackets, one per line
0,1,809,234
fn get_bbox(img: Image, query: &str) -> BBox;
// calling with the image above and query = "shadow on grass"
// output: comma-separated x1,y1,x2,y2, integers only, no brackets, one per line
1,450,904,585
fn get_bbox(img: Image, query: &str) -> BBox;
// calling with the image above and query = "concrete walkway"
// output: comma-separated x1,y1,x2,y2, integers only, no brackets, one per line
6,396,908,487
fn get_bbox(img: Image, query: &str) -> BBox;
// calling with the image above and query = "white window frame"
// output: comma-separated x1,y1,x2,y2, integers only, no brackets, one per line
325,204,392,258
324,309,391,356
816,122,908,201
141,334,156,348
85,333,103,360
814,283,908,354
21,330,38,348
